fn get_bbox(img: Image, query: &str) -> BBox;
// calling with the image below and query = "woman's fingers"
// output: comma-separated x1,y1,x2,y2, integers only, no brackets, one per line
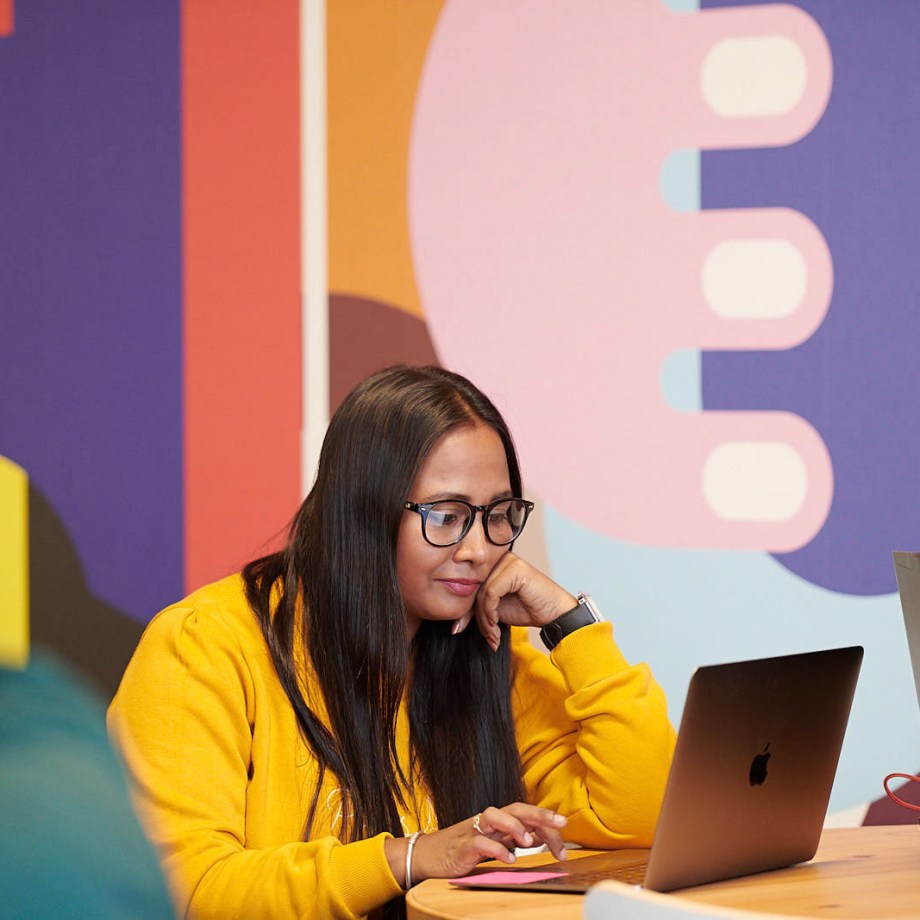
474,556,517,650
465,829,517,864
503,804,569,860
473,807,530,848
474,554,577,649
449,611,474,635
477,804,568,853
534,824,568,860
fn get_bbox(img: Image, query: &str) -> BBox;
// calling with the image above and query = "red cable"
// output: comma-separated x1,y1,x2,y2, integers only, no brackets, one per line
883,773,920,813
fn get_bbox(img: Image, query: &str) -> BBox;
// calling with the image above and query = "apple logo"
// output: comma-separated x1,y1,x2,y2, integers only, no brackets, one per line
749,743,772,786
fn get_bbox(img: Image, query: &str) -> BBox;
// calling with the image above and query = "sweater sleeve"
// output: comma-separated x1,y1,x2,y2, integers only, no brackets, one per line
107,604,404,920
511,622,676,849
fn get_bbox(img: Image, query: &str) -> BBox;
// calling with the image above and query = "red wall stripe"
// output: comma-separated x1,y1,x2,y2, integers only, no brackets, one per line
182,0,302,591
0,1,13,37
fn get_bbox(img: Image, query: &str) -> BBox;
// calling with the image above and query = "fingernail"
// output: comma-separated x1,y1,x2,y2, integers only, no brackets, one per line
553,814,567,826
558,849,568,860
507,852,516,863
523,832,533,847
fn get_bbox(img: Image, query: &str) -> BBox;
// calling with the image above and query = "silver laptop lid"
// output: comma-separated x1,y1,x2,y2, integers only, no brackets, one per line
645,645,863,892
892,552,920,714
451,646,863,896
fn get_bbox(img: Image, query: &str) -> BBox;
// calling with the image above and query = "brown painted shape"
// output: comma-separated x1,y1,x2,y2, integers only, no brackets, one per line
329,293,440,414
28,485,144,700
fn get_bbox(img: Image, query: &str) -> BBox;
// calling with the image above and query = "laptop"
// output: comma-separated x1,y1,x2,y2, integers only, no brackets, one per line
452,645,863,893
893,552,920,712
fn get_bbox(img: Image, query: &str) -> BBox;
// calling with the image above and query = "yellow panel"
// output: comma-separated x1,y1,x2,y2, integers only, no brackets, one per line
327,0,444,318
0,456,29,668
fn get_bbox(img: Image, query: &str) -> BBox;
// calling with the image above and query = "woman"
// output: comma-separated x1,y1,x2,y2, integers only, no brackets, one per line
108,365,675,919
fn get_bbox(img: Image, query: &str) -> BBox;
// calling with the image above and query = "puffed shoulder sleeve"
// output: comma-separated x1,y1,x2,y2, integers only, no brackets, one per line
107,596,403,919
511,623,676,848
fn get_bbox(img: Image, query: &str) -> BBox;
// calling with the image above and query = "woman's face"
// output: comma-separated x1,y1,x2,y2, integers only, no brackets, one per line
397,422,512,638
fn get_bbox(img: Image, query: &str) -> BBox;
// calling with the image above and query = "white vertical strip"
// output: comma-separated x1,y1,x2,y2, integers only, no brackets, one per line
301,0,329,497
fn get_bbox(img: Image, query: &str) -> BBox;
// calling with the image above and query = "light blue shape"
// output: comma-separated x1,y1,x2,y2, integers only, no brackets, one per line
662,0,699,12
660,149,700,212
660,349,702,413
542,507,919,814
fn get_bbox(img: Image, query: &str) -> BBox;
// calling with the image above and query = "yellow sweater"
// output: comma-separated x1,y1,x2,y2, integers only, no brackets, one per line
108,575,674,919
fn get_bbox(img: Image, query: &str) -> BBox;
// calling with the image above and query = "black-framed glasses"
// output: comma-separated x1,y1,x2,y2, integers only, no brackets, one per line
403,498,535,547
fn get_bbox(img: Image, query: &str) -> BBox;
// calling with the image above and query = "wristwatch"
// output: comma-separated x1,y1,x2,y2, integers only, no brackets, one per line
539,592,604,650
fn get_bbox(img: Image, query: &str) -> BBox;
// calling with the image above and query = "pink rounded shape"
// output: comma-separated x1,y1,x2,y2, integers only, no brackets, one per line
409,1,833,550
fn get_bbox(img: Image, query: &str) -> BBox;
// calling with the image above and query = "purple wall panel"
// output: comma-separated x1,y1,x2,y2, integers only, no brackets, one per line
0,1,182,621
701,0,920,595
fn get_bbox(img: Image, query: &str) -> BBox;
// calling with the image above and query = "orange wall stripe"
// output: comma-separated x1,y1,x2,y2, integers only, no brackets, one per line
182,0,302,592
327,0,443,319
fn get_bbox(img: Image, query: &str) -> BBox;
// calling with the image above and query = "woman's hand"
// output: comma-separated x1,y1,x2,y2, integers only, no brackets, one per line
385,803,568,888
464,553,577,651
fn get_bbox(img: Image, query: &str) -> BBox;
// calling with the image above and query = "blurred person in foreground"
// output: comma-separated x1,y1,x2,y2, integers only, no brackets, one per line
0,644,174,918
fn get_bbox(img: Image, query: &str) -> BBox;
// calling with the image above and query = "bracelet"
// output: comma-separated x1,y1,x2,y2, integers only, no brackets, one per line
405,831,423,889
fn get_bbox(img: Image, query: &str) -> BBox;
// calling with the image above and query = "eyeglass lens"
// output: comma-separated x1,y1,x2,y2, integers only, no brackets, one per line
424,499,529,546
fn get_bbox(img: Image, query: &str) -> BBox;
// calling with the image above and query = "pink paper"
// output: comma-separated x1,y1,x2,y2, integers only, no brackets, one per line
452,870,568,886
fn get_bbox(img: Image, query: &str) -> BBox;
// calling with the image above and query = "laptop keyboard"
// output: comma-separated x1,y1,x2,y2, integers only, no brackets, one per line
605,863,647,885
534,862,648,887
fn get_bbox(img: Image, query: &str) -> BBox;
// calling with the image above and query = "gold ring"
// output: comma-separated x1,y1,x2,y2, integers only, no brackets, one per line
472,813,484,834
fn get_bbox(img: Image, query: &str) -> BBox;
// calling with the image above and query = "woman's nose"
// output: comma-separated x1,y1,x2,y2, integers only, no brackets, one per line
453,512,491,560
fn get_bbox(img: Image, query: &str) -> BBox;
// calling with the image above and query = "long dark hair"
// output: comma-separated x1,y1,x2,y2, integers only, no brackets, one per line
243,365,526,869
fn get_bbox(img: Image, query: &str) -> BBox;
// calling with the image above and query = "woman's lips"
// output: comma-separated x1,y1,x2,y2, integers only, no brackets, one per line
439,579,481,597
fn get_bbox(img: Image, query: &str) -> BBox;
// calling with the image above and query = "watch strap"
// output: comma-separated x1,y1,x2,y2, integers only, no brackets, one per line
539,593,601,650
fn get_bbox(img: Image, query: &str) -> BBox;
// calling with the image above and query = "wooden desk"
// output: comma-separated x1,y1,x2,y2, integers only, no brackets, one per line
406,825,920,919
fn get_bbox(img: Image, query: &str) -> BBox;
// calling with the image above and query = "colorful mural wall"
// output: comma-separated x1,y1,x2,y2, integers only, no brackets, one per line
2,0,919,823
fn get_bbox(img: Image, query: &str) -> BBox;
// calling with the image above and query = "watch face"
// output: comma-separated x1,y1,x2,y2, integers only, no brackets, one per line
579,594,603,622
